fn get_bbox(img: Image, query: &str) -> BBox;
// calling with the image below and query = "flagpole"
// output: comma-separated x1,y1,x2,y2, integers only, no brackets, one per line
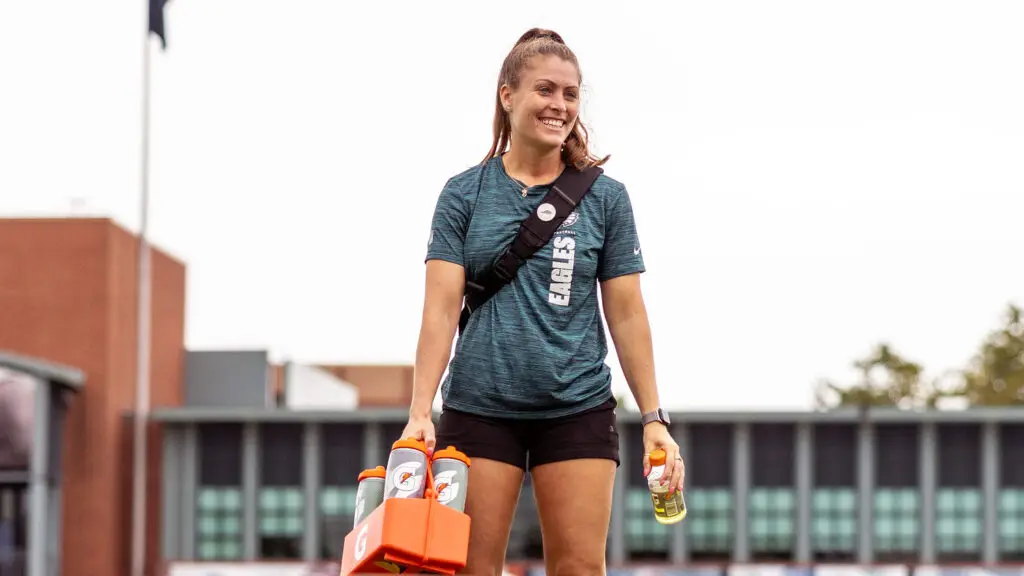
130,2,153,574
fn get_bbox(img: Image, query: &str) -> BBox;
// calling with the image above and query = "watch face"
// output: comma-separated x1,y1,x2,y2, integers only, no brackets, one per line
659,409,671,425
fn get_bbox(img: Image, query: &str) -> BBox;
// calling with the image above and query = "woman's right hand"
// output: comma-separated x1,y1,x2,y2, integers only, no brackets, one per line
401,414,437,456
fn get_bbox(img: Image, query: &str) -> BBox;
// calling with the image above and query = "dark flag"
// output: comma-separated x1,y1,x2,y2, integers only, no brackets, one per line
149,0,168,49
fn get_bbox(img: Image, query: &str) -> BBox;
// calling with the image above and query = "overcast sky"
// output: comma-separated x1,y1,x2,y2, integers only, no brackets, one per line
2,1,1022,410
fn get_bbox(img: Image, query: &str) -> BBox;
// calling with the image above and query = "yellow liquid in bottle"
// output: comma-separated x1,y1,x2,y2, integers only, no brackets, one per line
648,463,687,525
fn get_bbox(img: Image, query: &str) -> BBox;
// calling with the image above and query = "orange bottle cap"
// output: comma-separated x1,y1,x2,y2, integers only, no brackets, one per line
432,445,471,467
357,465,386,482
391,437,428,453
649,449,667,466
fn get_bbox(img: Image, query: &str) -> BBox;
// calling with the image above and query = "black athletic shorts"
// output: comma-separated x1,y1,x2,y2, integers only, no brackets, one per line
434,397,621,470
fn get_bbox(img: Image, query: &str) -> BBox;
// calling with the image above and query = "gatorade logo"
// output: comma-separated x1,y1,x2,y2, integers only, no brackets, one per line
391,461,423,497
353,483,366,520
433,469,460,505
354,497,365,523
354,524,369,560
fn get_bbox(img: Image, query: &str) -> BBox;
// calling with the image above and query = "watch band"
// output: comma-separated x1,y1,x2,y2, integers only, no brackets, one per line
641,408,671,427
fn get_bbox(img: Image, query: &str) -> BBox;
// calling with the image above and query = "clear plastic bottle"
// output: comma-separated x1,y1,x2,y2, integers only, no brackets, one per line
647,448,687,525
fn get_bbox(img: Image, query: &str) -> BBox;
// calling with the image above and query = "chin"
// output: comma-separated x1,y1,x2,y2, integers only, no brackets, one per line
529,132,567,152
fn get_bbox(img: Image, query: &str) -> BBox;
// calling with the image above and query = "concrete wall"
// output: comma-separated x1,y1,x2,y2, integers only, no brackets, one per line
184,350,270,409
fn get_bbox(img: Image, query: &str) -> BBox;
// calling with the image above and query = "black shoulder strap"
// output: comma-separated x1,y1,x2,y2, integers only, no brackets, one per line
458,165,603,334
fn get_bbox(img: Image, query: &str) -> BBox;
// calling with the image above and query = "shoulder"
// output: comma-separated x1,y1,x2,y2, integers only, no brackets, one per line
443,159,494,195
587,170,631,208
434,161,488,211
591,171,627,196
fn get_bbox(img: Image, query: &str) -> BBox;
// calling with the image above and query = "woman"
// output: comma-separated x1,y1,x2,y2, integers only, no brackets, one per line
401,28,685,575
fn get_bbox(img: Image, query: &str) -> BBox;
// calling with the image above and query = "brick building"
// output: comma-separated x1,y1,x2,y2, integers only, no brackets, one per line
0,217,411,576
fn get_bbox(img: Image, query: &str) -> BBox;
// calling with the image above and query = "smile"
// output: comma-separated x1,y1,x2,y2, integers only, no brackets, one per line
539,117,565,129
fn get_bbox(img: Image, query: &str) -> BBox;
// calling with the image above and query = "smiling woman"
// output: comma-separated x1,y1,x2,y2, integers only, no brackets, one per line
484,29,608,175
400,28,684,575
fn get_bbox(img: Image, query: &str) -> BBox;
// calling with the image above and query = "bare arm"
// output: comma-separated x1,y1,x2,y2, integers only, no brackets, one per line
600,273,661,414
602,272,684,489
409,259,466,419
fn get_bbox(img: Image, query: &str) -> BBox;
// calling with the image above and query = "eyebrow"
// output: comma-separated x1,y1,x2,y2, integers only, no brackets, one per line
535,78,579,90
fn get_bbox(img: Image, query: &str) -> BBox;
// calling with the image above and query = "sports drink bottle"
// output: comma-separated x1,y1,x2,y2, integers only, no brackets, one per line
647,448,687,525
431,445,470,512
352,466,385,526
383,437,429,500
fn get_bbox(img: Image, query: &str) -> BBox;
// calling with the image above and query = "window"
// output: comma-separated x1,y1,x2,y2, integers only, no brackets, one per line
196,424,244,560
750,424,795,560
258,488,303,558
1000,425,1024,560
320,424,364,560
686,488,733,558
811,425,857,561
999,489,1024,559
749,488,795,558
320,487,357,559
196,489,243,560
874,425,918,488
873,424,919,562
626,489,673,559
812,489,856,560
258,424,304,559
685,424,734,561
935,488,981,559
935,424,981,561
0,485,27,575
873,489,919,560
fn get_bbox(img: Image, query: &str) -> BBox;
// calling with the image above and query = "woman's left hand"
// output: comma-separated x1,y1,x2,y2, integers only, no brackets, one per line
642,423,685,496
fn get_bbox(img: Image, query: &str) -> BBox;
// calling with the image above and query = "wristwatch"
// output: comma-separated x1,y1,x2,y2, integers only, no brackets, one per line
641,408,671,428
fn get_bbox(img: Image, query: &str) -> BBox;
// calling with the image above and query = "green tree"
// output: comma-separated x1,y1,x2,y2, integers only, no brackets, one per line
955,303,1024,405
815,343,937,409
816,302,1024,410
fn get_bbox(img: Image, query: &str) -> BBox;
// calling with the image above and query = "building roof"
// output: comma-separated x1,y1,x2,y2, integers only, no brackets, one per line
147,404,1024,424
0,350,85,391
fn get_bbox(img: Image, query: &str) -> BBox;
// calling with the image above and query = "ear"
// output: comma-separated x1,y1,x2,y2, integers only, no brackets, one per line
499,84,513,112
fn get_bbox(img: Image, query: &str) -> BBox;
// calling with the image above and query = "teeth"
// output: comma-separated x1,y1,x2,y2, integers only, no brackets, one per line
540,118,564,127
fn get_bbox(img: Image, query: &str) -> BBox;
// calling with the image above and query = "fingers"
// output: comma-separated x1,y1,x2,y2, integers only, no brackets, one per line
669,449,684,496
677,458,686,493
424,424,436,456
662,449,676,489
401,419,436,457
642,451,651,478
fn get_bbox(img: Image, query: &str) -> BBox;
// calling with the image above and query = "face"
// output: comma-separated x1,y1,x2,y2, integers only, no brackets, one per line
501,54,580,152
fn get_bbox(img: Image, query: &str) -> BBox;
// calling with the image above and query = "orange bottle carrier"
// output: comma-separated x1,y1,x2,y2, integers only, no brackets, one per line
339,439,471,575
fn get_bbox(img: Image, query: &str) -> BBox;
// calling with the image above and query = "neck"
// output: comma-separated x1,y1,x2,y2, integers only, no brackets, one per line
503,139,564,186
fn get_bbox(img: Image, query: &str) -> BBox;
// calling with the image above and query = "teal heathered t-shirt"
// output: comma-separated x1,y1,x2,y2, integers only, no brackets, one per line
425,155,646,419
